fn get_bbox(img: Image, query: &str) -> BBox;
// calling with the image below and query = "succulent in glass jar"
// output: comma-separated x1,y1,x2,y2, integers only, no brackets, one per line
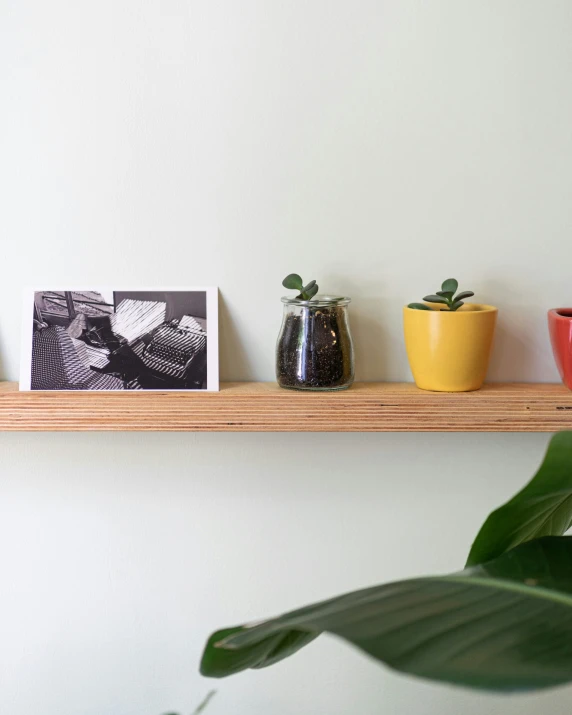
281,273,320,300
276,274,354,391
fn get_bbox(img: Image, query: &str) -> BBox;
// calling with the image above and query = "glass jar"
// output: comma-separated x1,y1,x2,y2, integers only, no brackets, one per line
276,295,354,391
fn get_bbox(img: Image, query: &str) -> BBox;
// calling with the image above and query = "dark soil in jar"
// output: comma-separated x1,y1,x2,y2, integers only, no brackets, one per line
276,306,353,390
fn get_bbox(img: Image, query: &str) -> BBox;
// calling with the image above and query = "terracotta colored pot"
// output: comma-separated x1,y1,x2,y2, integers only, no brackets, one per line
548,308,572,390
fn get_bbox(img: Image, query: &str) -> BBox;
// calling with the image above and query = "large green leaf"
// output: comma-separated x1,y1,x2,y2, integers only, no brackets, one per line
466,432,572,567
201,537,572,692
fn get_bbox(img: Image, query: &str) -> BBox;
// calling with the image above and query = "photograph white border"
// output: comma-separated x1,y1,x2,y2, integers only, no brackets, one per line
20,287,219,391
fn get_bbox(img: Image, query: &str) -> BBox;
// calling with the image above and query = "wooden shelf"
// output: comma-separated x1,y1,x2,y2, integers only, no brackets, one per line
0,381,572,432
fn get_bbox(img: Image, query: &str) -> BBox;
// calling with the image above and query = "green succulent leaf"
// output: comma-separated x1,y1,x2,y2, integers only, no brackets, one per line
302,280,316,294
423,295,448,304
441,278,459,293
299,283,319,300
282,274,304,291
407,303,432,310
436,291,454,299
454,291,475,302
201,537,572,692
467,432,572,567
450,300,464,311
306,283,319,299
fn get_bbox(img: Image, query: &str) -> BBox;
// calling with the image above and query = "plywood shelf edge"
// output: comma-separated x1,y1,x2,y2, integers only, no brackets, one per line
0,381,571,432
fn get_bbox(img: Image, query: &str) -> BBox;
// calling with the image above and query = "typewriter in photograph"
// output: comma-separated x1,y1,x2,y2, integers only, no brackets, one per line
32,293,207,390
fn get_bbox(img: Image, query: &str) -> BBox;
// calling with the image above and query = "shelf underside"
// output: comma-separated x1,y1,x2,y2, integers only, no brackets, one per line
1,381,572,432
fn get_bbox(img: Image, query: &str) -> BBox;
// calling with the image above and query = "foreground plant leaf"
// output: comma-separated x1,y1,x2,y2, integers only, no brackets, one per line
467,432,572,567
201,537,572,692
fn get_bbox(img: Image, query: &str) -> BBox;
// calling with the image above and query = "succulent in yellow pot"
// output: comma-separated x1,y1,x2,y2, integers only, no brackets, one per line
403,278,497,392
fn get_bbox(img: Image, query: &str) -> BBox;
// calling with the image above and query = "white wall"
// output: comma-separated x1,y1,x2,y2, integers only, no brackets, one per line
1,1,572,714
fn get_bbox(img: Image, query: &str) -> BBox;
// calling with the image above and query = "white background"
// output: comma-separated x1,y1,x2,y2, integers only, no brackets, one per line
1,1,572,714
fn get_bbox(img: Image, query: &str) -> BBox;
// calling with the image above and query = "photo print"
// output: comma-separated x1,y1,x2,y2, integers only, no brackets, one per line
21,288,219,391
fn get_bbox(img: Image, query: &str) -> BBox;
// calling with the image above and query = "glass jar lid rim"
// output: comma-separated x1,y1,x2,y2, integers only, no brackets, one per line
281,294,351,306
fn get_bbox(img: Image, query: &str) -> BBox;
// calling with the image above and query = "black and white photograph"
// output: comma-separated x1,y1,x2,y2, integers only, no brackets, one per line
21,289,219,391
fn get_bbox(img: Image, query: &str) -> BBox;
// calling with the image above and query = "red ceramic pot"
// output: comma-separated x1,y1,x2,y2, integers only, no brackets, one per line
548,308,572,389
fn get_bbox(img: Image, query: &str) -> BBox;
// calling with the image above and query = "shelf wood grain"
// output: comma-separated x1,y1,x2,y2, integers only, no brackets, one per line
1,381,572,432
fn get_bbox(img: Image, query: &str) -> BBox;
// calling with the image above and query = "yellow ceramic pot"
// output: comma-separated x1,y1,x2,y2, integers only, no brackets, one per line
403,303,498,392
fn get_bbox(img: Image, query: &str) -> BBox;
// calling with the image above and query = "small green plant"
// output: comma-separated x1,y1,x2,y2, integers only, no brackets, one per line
408,278,474,312
282,273,319,300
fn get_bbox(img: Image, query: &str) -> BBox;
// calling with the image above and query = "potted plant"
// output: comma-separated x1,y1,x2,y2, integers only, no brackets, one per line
200,431,572,694
548,308,572,390
404,278,497,391
276,273,354,391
